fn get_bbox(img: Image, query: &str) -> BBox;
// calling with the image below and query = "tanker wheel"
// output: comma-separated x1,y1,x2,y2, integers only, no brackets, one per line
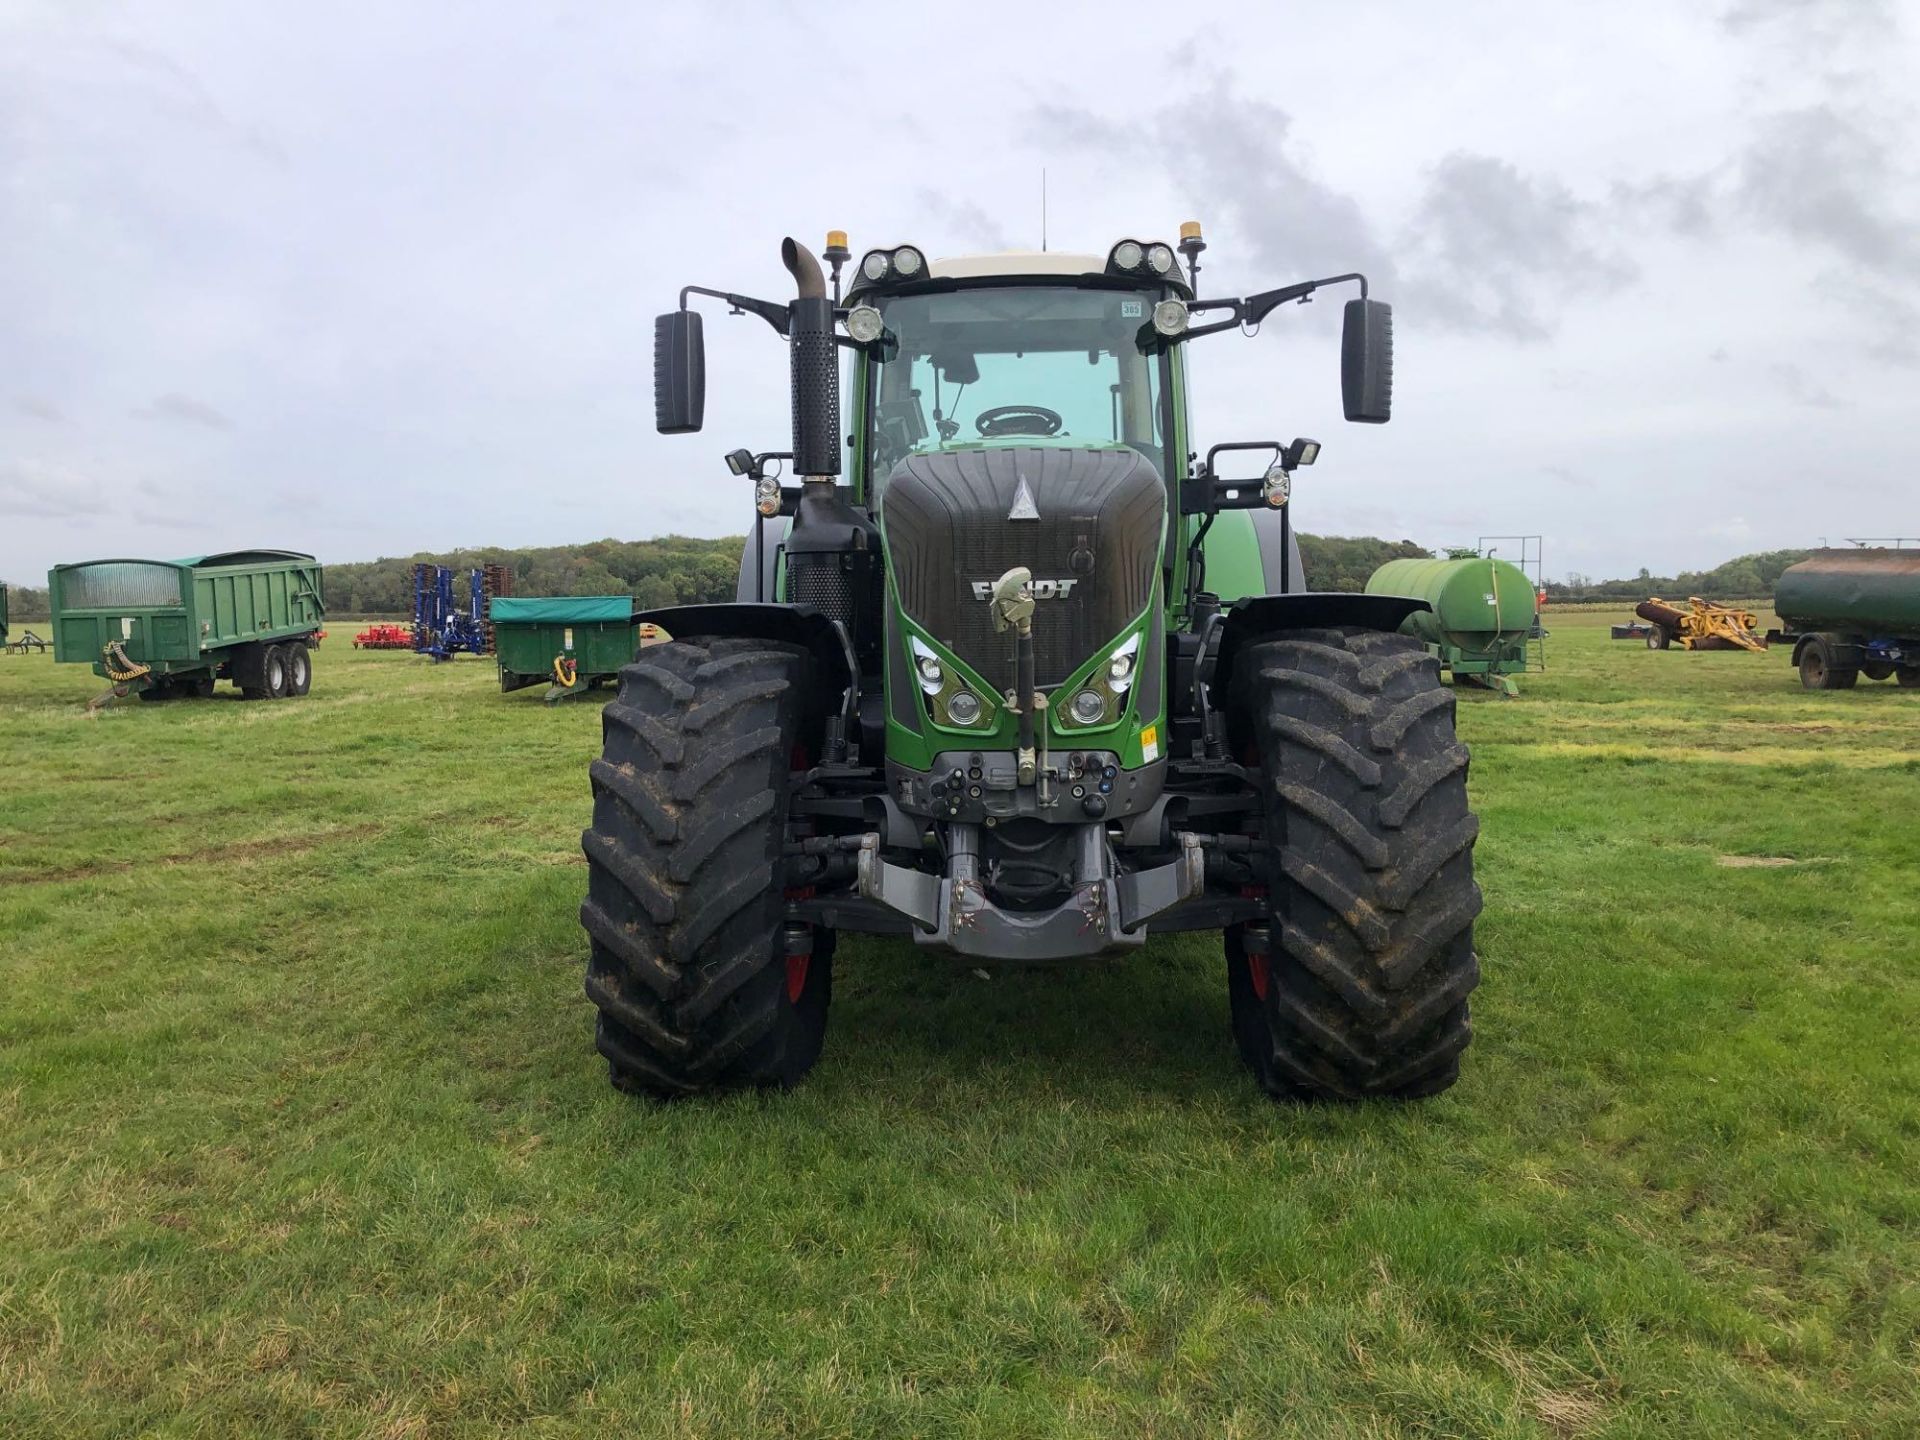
1646,627,1670,650
287,644,313,696
1862,662,1894,682
579,637,832,1098
1899,667,1920,689
1798,640,1857,691
1227,627,1482,1101
263,645,291,699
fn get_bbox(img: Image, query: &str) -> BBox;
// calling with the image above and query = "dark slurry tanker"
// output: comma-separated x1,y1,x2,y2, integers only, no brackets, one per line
1771,548,1920,690
580,225,1483,1101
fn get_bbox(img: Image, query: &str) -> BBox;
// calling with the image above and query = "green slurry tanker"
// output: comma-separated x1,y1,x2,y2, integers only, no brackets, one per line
582,224,1483,1102
49,550,325,702
1365,553,1540,694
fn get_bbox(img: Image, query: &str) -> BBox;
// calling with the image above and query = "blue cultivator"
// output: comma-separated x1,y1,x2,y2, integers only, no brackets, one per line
412,564,491,661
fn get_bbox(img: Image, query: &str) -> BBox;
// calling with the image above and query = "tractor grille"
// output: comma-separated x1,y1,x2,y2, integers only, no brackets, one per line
881,446,1163,692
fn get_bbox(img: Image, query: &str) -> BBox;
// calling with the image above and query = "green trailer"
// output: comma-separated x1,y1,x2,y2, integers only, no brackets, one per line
48,550,326,702
490,595,648,701
1365,554,1541,694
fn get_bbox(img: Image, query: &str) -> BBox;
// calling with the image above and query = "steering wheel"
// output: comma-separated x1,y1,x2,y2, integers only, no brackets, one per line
975,404,1064,438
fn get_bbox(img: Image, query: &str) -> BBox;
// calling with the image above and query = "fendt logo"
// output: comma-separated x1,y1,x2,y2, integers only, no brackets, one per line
970,579,1078,601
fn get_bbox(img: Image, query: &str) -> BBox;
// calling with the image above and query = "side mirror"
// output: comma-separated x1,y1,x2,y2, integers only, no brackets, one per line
654,311,706,434
1341,298,1392,424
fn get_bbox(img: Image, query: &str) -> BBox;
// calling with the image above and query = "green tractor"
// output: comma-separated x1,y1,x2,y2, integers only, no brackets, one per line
581,224,1481,1101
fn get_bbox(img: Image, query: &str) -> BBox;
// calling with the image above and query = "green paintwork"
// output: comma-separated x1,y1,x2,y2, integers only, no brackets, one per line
491,597,643,695
1198,510,1269,604
1774,549,1920,634
1366,556,1536,662
47,551,325,682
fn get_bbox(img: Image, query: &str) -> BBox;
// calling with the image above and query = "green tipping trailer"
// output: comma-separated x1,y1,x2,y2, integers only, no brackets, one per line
1769,548,1920,690
48,550,325,702
490,595,648,701
1364,555,1540,693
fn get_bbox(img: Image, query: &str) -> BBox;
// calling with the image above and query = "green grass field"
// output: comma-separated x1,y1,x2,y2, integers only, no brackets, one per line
3,615,1916,1438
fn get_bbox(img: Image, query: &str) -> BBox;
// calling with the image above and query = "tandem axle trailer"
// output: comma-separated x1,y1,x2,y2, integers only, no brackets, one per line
48,549,326,703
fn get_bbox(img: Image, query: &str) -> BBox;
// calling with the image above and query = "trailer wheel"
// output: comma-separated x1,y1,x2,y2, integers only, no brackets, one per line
1862,662,1894,682
1646,626,1671,650
1798,639,1858,691
1227,627,1481,1101
262,645,290,699
287,644,312,696
579,637,830,1098
186,675,216,699
1898,667,1920,689
137,679,175,702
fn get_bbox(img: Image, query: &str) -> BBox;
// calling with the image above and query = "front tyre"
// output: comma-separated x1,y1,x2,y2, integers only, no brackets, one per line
1228,627,1482,1100
579,638,830,1098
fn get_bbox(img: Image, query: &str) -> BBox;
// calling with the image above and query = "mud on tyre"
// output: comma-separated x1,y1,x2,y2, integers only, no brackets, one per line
1227,626,1482,1100
579,637,831,1097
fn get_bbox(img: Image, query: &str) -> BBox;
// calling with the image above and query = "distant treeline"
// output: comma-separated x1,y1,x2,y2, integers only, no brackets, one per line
4,583,50,619
0,541,1824,621
1295,535,1433,592
1543,548,1812,602
321,536,743,615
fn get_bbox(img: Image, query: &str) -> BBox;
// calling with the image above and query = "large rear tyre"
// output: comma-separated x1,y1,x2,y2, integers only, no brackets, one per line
579,638,831,1098
1227,627,1482,1101
287,643,312,696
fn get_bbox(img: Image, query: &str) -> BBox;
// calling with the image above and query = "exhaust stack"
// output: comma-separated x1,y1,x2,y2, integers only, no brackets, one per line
781,237,839,479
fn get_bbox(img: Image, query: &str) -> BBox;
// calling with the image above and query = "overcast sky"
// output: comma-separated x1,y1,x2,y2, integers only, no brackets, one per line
4,0,1917,587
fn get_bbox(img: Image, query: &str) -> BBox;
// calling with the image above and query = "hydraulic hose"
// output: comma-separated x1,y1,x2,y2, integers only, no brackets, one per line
103,641,149,682
1014,629,1037,759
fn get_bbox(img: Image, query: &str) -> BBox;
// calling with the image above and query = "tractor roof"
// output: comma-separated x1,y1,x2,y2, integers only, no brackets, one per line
927,251,1105,281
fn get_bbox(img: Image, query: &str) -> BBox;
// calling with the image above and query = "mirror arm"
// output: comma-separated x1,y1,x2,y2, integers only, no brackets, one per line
1183,273,1374,339
678,285,790,337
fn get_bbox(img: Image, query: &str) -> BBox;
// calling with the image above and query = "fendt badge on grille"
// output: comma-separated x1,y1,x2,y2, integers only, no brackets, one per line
970,579,1077,601
1008,477,1040,521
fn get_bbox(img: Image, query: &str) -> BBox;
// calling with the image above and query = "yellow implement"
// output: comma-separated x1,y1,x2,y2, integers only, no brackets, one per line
1636,597,1767,652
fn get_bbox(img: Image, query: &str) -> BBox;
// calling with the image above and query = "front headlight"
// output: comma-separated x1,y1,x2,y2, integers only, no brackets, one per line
1057,631,1143,729
1069,688,1106,725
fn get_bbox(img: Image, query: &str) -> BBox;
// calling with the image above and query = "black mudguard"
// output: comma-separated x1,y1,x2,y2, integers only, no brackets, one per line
1211,592,1430,697
635,602,855,698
